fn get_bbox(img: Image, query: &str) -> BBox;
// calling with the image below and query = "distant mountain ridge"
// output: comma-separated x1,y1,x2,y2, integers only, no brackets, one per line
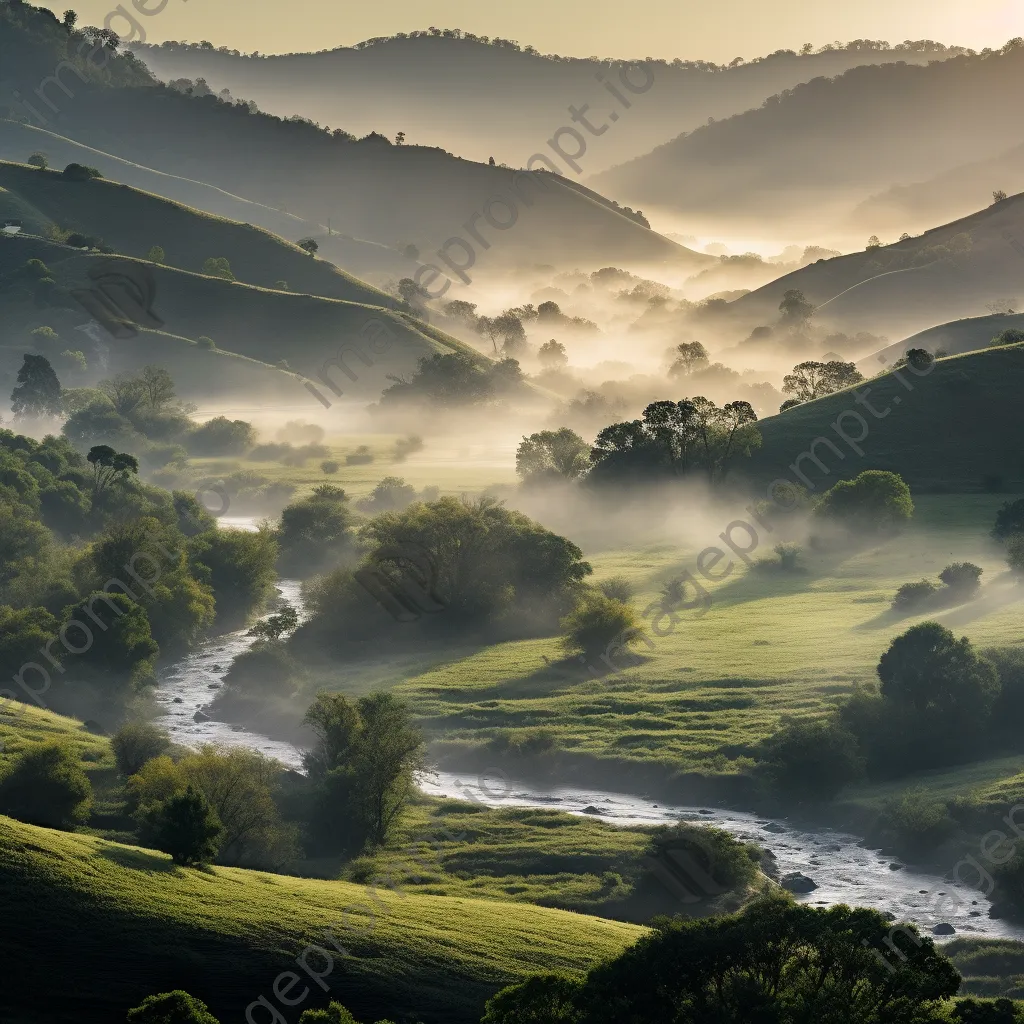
130,36,964,173
591,41,1024,235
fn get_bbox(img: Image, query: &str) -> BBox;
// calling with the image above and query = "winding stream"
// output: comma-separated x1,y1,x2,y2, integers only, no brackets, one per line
154,518,1024,941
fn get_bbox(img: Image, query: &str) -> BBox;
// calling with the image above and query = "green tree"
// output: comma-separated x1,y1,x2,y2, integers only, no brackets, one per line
0,742,92,828
111,722,171,777
139,366,177,410
488,897,960,1024
297,237,319,255
62,163,102,180
303,691,426,848
878,622,999,718
201,256,234,281
146,245,166,264
127,991,220,1024
993,499,1024,542
86,445,139,494
186,416,255,456
991,328,1024,347
667,341,709,378
247,605,298,642
778,288,815,325
379,352,495,407
153,785,224,865
356,476,418,515
757,717,864,801
482,975,582,1024
277,484,356,576
0,605,58,678
515,428,591,484
782,360,864,402
939,562,983,593
814,470,914,534
189,525,279,622
27,152,48,169
62,592,159,691
537,339,568,368
10,354,62,418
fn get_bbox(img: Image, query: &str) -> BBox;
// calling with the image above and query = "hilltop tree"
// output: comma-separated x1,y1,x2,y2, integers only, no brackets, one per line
146,245,166,264
27,152,48,169
297,237,319,255
667,341,710,378
993,190,1009,203
782,360,864,402
10,354,62,418
201,256,234,280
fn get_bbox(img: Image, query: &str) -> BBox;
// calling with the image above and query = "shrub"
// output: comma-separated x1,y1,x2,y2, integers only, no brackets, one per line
186,416,256,456
991,328,1024,347
111,722,170,777
597,575,634,602
127,990,220,1024
62,162,102,180
196,336,215,350
0,742,92,828
757,717,864,801
892,579,938,610
393,435,424,462
201,256,234,281
939,562,983,593
774,543,802,571
27,153,48,169
880,787,955,855
814,470,914,534
320,460,340,474
146,246,166,264
296,1004,361,1024
561,593,644,660
345,445,374,465
153,785,224,866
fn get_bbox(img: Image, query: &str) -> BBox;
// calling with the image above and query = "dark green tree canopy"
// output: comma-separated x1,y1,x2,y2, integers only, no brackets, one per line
11,354,62,418
878,622,999,717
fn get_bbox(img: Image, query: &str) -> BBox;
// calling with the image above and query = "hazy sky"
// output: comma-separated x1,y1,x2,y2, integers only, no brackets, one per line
43,0,1024,60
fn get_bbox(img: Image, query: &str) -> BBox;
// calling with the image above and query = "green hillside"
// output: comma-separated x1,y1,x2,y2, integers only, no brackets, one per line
871,311,1024,366
0,161,397,306
723,191,1024,338
0,815,643,1024
749,344,1024,492
0,236,487,403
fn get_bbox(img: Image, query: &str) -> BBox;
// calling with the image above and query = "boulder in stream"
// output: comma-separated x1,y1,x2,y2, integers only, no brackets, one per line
581,806,605,815
932,923,956,936
193,710,211,723
781,872,818,894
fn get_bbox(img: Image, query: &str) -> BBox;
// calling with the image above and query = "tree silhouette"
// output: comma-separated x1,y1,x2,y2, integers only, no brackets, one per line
10,354,62,418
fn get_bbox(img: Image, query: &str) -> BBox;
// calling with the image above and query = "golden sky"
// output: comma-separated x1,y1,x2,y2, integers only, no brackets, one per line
41,0,1024,60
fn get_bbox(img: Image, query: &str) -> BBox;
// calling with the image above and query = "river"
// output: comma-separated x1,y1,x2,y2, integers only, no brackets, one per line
153,516,1024,941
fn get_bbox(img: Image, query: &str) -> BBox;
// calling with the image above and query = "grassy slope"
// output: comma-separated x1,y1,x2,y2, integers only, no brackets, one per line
0,161,397,306
0,815,642,1024
750,345,1024,492
0,235,488,402
871,312,1024,365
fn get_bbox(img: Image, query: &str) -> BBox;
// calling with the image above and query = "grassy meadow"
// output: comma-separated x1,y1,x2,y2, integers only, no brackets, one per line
0,814,643,1024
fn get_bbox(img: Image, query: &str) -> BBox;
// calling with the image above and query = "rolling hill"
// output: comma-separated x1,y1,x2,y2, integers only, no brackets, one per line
0,160,399,305
867,312,1024,368
748,343,1024,493
0,234,486,406
0,119,419,284
128,37,960,173
591,42,1024,237
1,4,707,281
0,814,643,1024
718,191,1024,339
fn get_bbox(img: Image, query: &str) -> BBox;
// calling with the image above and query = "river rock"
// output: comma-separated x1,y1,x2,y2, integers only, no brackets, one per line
208,683,220,689
762,822,787,834
193,710,211,723
889,863,903,870
781,872,818,894
172,697,183,704
932,923,956,935
581,806,604,815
